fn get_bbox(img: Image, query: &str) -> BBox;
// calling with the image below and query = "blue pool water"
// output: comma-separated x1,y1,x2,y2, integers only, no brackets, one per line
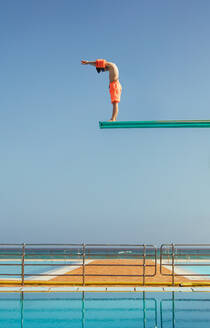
181,265,210,276
0,260,77,279
0,292,210,328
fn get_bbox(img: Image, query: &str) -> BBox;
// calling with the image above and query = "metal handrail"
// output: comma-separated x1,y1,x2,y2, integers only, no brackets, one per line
0,243,157,285
4,243,210,286
160,243,210,285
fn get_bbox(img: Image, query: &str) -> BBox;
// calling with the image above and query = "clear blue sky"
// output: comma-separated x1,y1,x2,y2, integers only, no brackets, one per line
1,0,210,244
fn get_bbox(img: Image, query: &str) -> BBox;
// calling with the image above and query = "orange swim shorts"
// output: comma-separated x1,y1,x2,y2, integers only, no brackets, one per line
109,80,122,103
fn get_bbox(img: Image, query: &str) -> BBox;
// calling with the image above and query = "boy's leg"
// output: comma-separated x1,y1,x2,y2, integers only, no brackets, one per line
110,102,118,121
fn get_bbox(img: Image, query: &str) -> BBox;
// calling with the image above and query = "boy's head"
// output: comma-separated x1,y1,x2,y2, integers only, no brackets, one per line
96,67,105,73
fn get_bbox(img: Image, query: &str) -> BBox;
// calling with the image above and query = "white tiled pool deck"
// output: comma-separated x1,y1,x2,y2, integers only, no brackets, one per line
1,286,210,292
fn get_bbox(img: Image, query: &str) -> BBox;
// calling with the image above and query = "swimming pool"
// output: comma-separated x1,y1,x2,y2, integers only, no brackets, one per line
182,265,210,277
0,260,81,279
169,263,210,279
0,292,209,328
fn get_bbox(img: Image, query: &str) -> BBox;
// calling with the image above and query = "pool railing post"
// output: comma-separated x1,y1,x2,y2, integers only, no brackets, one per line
160,245,163,275
172,243,175,286
154,246,157,277
82,243,86,286
143,244,146,286
21,243,25,286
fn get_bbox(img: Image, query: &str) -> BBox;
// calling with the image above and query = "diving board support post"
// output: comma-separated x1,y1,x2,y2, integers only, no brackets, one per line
99,120,210,129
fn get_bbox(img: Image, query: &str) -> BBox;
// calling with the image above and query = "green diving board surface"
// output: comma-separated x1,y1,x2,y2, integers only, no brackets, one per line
99,120,210,129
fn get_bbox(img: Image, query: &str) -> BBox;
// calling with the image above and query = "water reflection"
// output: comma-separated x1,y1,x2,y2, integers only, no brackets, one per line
1,292,210,327
21,293,24,328
1,293,157,328
160,292,210,328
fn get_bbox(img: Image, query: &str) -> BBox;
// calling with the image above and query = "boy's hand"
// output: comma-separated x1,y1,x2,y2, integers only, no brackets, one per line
81,60,88,65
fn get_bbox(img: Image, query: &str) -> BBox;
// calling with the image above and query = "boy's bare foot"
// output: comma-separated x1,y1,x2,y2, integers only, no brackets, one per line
108,119,116,122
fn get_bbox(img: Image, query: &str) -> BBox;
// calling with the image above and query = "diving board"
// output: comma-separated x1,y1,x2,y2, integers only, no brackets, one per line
99,120,210,129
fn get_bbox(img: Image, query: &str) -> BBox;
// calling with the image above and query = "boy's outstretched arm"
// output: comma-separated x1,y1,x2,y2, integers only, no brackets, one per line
81,60,96,66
